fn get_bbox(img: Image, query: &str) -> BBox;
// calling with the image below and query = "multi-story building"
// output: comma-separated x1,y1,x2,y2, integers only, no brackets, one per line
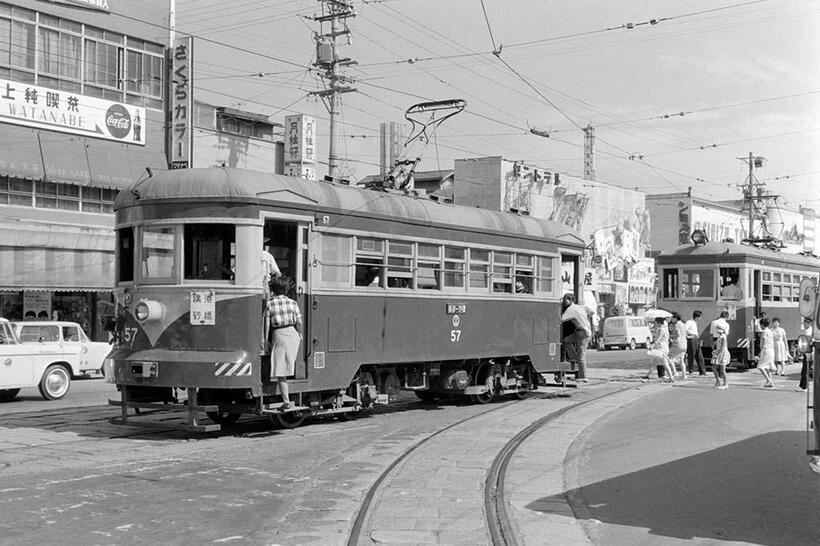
647,191,817,256
453,156,654,320
0,1,170,338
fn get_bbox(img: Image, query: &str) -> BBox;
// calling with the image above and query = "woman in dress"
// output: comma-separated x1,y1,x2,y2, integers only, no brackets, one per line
268,276,303,409
757,317,776,388
771,317,789,376
668,312,688,379
646,317,675,382
712,324,730,389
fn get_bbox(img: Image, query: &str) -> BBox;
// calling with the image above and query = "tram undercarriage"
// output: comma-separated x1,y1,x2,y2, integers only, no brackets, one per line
108,356,540,431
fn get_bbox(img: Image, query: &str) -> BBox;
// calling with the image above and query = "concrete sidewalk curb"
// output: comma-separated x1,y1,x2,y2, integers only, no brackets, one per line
506,382,667,545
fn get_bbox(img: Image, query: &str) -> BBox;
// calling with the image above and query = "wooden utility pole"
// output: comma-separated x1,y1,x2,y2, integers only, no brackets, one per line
310,1,357,179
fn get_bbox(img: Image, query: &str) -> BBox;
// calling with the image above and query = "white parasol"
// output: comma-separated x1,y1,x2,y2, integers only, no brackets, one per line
644,308,673,321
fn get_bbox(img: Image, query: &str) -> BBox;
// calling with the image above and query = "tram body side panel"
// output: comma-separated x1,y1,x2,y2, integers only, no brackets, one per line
299,294,561,392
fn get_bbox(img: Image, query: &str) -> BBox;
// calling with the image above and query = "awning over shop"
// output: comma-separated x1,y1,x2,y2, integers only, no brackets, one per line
0,246,114,291
0,125,166,189
0,222,115,291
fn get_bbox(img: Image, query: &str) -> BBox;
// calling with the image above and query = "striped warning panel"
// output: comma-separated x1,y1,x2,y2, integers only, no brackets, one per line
737,338,749,348
214,362,252,376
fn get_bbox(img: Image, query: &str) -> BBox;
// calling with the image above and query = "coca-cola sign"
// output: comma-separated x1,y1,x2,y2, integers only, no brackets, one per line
105,104,132,139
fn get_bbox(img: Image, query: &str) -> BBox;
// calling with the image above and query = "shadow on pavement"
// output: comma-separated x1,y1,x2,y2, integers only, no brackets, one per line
528,430,820,545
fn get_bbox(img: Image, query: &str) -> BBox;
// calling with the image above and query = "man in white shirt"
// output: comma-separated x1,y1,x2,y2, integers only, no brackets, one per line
684,310,706,375
562,294,592,381
720,279,743,300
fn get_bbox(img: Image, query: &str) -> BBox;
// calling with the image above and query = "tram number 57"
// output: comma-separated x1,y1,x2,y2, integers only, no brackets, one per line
450,330,462,342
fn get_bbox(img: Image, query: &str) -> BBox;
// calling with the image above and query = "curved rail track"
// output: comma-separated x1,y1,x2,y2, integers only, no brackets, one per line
347,386,633,545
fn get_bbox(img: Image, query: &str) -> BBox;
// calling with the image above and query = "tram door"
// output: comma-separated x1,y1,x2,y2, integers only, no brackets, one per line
263,219,311,380
560,254,582,363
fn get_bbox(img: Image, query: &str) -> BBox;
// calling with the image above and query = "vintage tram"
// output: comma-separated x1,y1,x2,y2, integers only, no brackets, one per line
656,235,820,368
104,168,585,430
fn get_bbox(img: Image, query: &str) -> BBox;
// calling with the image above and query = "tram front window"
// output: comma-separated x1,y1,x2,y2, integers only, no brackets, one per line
142,227,175,280
184,224,236,281
681,268,714,299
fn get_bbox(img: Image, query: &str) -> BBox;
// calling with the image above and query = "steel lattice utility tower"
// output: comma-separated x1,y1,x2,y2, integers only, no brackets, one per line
310,0,357,179
583,124,595,181
737,152,779,245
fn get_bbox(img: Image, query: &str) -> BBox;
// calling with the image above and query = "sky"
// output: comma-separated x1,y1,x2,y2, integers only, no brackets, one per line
173,0,820,211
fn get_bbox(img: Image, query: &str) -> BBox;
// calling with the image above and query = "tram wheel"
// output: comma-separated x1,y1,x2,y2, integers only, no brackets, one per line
515,388,530,400
272,411,305,429
206,411,241,425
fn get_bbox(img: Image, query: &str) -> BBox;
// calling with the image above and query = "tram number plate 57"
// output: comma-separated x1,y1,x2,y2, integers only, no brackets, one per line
190,290,215,325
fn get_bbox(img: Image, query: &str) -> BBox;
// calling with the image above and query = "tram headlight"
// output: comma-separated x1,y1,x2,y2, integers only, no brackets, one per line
134,299,165,323
797,335,812,355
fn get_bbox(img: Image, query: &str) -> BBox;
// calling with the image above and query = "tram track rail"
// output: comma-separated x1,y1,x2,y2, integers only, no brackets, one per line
484,386,632,546
347,385,634,546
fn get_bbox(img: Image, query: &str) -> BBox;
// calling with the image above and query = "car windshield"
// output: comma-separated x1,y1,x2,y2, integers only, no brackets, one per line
0,322,18,344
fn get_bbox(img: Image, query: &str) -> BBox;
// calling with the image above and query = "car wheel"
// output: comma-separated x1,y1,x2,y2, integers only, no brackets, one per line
0,388,20,402
628,339,637,351
38,365,71,400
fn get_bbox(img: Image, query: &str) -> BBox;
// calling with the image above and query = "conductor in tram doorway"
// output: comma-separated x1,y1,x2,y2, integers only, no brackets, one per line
562,293,592,382
268,276,302,410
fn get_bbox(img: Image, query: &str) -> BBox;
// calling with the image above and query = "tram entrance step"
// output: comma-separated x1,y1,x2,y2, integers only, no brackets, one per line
260,403,309,414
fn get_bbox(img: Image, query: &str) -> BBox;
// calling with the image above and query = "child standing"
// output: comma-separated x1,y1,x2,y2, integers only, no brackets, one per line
771,317,789,376
713,324,730,389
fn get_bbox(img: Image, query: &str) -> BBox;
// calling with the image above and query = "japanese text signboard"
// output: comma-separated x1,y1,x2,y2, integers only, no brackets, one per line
190,290,215,326
169,36,194,169
0,78,145,145
283,114,316,180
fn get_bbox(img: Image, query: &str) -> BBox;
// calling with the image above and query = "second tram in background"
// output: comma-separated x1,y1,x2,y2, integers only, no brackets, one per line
105,168,586,430
656,230,820,367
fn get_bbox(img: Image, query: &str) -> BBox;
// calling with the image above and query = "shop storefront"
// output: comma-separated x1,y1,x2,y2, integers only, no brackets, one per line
0,1,170,340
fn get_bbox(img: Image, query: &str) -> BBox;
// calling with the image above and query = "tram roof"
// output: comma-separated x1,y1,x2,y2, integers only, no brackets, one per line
116,168,584,246
656,241,820,268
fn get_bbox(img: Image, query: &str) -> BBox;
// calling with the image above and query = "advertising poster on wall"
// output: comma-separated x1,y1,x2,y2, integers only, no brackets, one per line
0,78,145,145
23,292,51,320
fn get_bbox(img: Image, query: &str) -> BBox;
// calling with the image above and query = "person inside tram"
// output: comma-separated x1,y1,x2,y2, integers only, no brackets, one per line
720,277,743,300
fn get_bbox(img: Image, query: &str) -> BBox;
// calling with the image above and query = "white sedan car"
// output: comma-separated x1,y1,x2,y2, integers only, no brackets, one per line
12,321,112,377
1,318,83,401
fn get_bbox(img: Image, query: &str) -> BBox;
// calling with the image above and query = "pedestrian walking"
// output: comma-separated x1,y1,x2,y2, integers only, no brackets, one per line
771,317,789,376
645,317,674,382
796,318,813,392
668,312,688,379
685,310,706,375
712,324,730,389
710,310,730,345
561,294,591,382
757,317,776,388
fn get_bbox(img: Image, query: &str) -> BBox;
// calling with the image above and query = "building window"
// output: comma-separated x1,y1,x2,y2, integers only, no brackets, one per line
0,176,33,206
0,6,164,108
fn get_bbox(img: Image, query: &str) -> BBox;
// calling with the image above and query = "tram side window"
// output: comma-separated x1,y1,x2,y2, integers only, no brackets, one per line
355,237,384,287
514,254,534,294
535,256,555,295
469,249,490,291
662,269,679,299
718,267,742,299
681,269,714,299
492,251,513,293
387,241,412,288
417,243,441,290
184,224,235,281
142,226,175,280
762,271,772,301
321,234,351,287
443,247,466,290
117,227,134,282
